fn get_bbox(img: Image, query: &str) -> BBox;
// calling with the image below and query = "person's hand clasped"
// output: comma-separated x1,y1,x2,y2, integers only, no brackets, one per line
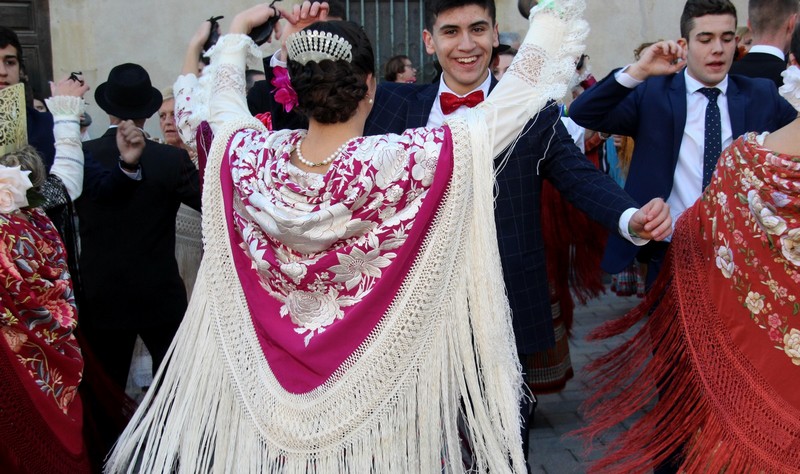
50,73,90,98
116,120,145,167
629,197,672,241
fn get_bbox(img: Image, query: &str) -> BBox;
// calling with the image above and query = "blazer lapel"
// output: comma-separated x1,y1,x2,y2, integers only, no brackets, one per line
668,71,688,171
407,84,438,127
725,78,746,137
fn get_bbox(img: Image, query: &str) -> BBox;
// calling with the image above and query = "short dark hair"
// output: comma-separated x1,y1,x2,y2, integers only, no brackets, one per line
383,55,410,82
425,0,496,32
288,21,375,124
0,26,24,72
748,0,799,36
680,0,738,39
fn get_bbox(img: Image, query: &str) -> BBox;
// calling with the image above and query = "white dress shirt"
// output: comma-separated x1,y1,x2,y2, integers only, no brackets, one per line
616,68,731,239
747,44,785,60
668,73,732,233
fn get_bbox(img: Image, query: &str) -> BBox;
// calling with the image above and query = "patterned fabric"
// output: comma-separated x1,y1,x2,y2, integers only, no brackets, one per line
580,133,800,473
0,207,88,471
226,126,452,389
700,87,721,189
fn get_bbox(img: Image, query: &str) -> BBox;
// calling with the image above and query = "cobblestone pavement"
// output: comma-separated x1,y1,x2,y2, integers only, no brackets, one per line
529,289,644,474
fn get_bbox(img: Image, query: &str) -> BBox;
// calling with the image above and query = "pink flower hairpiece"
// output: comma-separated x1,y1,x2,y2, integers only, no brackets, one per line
271,66,299,113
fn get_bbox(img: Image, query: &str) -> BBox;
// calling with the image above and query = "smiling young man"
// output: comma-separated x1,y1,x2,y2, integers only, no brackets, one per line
365,0,675,468
569,0,797,288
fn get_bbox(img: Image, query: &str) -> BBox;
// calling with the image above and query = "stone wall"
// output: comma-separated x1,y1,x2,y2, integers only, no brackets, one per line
50,0,749,139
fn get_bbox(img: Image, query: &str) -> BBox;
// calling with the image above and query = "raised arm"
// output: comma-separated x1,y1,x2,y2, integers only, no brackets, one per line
475,0,588,155
207,2,329,131
174,20,216,151
45,75,89,201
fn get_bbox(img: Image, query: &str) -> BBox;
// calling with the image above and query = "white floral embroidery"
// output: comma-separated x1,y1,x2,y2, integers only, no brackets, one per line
780,228,800,266
784,328,800,365
745,291,765,314
282,290,344,346
748,190,787,235
772,191,792,208
230,128,446,345
330,247,393,291
281,262,308,284
715,245,735,278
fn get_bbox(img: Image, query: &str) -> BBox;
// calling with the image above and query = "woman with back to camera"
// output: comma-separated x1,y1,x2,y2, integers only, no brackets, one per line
108,1,665,472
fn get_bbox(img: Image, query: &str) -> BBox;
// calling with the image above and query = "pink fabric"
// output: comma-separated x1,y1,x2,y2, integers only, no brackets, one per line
220,127,454,394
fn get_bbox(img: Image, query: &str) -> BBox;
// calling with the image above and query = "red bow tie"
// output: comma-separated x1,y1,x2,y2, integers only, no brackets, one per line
440,90,485,115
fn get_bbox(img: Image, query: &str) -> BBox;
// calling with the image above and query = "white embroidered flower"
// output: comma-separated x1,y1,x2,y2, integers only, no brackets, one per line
715,192,727,207
0,166,32,214
330,247,392,291
378,206,396,220
280,262,308,284
745,291,765,314
373,149,407,189
385,185,404,203
740,168,756,190
284,290,343,333
780,228,800,267
715,246,735,278
772,191,792,208
410,140,441,187
748,190,787,235
784,328,800,365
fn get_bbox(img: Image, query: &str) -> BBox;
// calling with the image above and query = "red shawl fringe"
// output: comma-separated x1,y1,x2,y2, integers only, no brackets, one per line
575,205,800,474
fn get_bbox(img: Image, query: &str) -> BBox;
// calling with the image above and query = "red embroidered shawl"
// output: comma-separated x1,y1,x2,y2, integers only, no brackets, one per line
579,133,800,473
0,208,89,472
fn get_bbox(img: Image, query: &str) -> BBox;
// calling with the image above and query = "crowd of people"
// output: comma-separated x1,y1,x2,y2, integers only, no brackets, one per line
1,0,798,472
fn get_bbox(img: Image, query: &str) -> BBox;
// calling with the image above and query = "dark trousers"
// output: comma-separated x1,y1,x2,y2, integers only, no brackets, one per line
81,321,182,390
637,241,670,290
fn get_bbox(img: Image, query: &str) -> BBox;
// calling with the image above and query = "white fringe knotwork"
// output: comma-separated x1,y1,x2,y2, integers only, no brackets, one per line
105,114,524,473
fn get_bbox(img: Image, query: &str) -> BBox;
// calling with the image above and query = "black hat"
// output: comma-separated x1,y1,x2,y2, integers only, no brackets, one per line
94,63,162,120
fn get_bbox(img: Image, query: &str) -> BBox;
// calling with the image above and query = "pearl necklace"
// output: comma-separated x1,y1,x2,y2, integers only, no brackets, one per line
295,137,352,167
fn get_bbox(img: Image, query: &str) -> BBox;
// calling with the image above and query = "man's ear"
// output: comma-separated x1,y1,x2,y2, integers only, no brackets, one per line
677,37,688,50
493,22,500,49
423,29,436,56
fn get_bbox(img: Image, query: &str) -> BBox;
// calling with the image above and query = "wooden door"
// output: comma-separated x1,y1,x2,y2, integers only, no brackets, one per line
1,0,53,100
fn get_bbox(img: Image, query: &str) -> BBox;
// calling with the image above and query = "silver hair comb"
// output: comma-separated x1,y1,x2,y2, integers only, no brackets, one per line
286,30,353,65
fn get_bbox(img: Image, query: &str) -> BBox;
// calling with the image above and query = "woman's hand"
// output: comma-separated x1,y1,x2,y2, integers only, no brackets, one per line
230,3,283,36
50,74,90,98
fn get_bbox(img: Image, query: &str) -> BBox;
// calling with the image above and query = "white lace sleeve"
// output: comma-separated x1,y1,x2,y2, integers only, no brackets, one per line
44,96,85,200
471,0,588,156
174,73,202,151
206,34,264,133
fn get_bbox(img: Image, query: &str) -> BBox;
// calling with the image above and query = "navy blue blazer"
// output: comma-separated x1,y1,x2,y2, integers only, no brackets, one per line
569,69,797,273
365,79,638,353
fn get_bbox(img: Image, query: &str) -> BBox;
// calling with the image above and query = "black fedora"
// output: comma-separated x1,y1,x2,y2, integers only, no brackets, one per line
95,63,162,120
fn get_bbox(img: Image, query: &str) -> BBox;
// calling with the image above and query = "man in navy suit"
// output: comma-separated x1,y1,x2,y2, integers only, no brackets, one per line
570,0,797,287
729,0,798,88
364,0,672,467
